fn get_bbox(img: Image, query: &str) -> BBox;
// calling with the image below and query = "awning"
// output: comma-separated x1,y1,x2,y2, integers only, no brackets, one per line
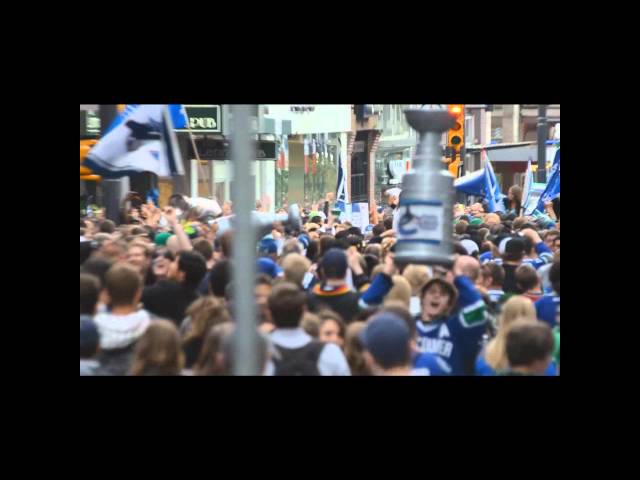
466,142,558,163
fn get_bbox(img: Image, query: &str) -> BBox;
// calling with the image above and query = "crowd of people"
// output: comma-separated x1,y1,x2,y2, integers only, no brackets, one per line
80,190,560,376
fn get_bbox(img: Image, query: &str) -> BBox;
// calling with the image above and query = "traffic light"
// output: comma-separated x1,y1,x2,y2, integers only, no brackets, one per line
446,104,465,177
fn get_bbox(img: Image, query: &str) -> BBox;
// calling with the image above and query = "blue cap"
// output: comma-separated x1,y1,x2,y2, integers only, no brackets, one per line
258,238,278,255
257,257,283,278
320,248,348,279
361,313,410,369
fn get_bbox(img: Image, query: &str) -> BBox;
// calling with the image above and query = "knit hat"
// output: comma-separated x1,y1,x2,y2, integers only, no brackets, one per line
154,232,171,246
503,237,526,256
469,217,483,226
258,238,278,256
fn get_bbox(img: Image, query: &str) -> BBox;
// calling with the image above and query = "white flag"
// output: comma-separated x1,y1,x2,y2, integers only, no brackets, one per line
85,105,184,178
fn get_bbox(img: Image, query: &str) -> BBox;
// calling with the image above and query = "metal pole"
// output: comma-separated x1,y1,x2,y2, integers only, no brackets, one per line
99,105,122,223
537,105,547,183
231,105,258,375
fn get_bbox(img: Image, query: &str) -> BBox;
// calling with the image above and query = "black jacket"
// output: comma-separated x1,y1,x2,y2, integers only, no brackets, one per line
142,280,199,327
307,286,361,324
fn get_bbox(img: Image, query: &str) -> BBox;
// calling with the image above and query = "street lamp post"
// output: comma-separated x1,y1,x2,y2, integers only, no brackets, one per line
395,106,456,267
99,105,127,223
537,105,547,183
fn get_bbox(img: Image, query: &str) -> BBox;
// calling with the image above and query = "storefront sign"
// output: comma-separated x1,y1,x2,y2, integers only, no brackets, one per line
191,138,276,161
176,105,222,133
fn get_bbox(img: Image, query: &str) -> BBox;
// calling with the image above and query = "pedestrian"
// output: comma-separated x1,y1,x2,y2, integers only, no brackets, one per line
142,250,207,326
266,282,350,376
475,295,556,376
80,273,101,321
361,312,413,376
535,261,560,328
501,320,555,376
129,320,185,376
181,296,232,369
126,240,156,286
317,310,346,348
281,253,312,290
415,256,487,375
515,265,544,302
383,275,412,311
308,248,395,324
94,264,151,376
80,317,101,376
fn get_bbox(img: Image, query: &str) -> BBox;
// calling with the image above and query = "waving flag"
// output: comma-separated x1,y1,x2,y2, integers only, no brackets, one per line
536,148,560,212
454,152,505,212
105,104,188,135
84,105,184,178
336,142,347,212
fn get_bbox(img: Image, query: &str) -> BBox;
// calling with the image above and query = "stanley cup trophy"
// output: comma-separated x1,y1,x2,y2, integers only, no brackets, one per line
394,106,456,267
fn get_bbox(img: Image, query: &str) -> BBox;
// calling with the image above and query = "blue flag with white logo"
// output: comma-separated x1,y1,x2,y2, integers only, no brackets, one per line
536,148,560,212
85,105,185,178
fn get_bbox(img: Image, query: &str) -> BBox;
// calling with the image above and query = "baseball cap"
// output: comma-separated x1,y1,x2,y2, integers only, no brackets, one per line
257,257,283,278
320,248,348,279
258,238,278,256
360,313,410,369
460,239,479,256
154,232,172,247
502,237,525,256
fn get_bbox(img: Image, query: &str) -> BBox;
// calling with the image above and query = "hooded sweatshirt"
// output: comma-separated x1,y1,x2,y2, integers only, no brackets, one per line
94,310,151,376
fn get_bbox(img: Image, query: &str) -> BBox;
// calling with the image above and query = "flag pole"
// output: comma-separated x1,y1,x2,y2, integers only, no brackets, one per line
183,109,213,199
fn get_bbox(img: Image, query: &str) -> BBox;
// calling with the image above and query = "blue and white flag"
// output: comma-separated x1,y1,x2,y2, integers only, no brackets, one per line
454,168,486,196
104,104,188,135
522,159,535,215
536,148,560,212
484,155,505,213
85,105,185,179
335,141,347,212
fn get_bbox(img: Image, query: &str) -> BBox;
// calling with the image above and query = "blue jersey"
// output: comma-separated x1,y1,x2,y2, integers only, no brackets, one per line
480,242,553,270
415,276,487,376
535,294,560,328
412,352,452,376
475,352,558,376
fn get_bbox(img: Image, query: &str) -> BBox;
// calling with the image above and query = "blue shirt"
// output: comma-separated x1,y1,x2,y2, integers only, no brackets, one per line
415,276,487,376
475,351,558,376
412,352,452,376
535,294,560,328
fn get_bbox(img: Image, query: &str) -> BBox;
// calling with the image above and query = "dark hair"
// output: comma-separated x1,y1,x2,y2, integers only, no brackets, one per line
373,223,385,236
220,230,234,258
363,254,380,278
105,264,142,307
80,273,101,315
318,310,347,339
209,260,232,297
268,282,307,328
550,262,560,295
522,236,535,255
310,216,322,225
81,257,114,289
306,239,319,263
335,229,349,241
383,217,393,231
319,236,338,257
354,307,381,323
99,220,116,234
515,265,539,292
505,321,554,368
544,230,560,241
192,238,214,262
347,234,363,252
348,227,363,238
453,242,468,256
177,251,207,290
80,319,100,358
455,221,469,235
256,274,274,287
482,262,505,288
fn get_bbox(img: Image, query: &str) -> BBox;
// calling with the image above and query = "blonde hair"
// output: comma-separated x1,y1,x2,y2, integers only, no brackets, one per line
384,275,412,309
485,296,537,371
402,264,430,296
300,312,321,338
281,253,312,287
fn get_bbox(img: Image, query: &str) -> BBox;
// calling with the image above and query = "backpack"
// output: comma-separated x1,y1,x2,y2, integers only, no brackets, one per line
272,341,326,376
